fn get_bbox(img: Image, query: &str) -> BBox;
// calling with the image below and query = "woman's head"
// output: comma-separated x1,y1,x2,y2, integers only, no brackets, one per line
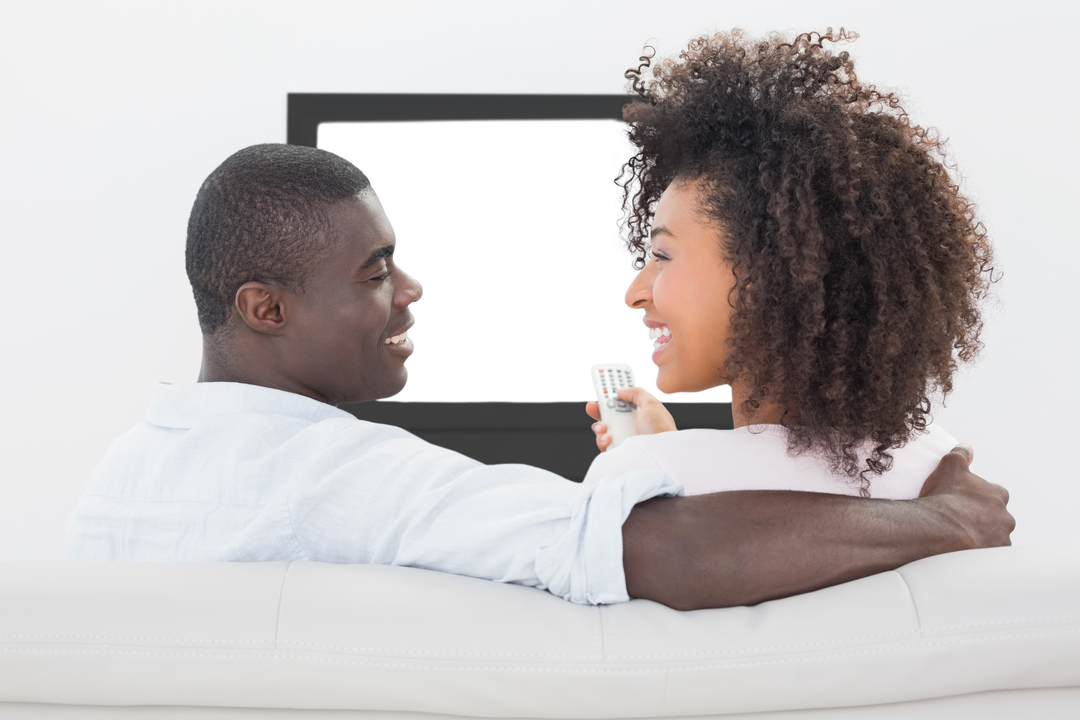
619,29,995,487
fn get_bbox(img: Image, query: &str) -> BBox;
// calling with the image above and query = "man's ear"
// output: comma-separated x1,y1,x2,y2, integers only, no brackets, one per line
234,282,289,335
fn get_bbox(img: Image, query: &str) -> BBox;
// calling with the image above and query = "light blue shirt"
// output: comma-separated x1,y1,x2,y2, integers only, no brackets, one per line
67,382,679,604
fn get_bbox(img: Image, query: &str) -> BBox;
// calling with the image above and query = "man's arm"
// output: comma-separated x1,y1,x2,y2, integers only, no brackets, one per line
623,446,1014,610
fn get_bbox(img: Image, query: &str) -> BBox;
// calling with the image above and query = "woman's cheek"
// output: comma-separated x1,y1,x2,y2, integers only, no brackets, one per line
651,274,680,320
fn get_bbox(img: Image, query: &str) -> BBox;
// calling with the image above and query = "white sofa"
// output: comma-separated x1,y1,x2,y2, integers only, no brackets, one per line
1,543,1079,719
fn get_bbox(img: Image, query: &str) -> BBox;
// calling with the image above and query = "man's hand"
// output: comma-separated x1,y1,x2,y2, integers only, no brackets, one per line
586,388,677,452
915,444,1014,551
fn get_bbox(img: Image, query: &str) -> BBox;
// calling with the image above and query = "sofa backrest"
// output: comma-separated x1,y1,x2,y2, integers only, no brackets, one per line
1,544,1079,717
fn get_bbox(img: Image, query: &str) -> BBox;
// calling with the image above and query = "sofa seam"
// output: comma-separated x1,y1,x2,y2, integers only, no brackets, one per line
894,570,924,630
598,605,607,662
2,627,1078,671
4,614,1078,660
273,562,293,647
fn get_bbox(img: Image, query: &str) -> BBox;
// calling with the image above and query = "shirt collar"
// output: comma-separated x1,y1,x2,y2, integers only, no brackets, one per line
145,381,356,429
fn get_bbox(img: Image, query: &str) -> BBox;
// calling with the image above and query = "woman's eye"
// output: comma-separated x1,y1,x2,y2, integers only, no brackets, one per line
652,251,670,262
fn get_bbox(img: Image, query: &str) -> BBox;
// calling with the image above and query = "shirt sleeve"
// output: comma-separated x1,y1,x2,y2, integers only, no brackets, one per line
583,436,667,486
277,423,681,605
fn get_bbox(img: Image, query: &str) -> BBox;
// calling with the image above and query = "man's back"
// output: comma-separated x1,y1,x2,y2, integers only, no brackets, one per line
69,381,675,605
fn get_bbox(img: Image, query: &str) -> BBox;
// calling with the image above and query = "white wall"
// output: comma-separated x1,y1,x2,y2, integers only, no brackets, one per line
2,0,1077,560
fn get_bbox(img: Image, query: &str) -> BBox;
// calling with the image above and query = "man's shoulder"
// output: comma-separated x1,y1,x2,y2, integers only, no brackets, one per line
148,408,422,462
115,400,415,445
267,412,424,459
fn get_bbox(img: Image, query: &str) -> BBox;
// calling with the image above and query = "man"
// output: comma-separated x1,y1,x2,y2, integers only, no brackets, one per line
68,144,1013,610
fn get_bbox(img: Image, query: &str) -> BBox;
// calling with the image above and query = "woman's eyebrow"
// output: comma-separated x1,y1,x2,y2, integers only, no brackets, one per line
651,226,674,240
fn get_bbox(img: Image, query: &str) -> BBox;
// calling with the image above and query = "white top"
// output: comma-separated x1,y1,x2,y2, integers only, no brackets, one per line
67,382,679,605
585,423,960,499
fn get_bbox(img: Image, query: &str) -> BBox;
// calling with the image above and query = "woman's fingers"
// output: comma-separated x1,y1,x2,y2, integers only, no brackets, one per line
614,387,677,435
586,404,612,451
585,401,600,422
591,423,609,451
592,422,611,452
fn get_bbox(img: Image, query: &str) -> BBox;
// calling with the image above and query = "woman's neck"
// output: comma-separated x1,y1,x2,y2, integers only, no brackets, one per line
730,382,790,427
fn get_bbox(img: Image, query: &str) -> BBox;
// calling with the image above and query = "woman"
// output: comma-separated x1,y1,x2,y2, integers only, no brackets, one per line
585,29,995,498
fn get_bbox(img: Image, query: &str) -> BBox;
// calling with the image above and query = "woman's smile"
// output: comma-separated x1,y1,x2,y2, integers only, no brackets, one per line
647,323,672,362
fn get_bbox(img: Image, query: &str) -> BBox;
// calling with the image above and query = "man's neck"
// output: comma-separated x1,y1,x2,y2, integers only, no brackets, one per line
197,336,333,406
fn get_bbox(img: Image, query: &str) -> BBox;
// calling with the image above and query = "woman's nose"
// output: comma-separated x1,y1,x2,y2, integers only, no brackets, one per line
622,276,635,310
625,261,656,309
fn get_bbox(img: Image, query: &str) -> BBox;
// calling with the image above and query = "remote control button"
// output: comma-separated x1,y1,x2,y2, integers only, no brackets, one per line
606,400,616,408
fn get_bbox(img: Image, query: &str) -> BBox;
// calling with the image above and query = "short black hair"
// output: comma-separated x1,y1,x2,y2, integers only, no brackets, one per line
186,143,371,334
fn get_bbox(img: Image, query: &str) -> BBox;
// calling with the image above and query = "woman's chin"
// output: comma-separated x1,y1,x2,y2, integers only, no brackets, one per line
654,372,680,395
656,369,725,397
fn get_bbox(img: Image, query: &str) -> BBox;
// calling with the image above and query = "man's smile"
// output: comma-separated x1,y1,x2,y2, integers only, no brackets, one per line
383,318,415,358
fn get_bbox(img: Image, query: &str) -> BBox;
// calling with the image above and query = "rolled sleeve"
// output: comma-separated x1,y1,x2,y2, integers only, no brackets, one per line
535,470,680,605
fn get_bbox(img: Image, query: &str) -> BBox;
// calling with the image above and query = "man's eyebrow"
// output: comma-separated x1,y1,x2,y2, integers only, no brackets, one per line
359,245,395,270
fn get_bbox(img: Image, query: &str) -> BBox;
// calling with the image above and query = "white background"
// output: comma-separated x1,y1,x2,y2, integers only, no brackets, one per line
1,0,1077,560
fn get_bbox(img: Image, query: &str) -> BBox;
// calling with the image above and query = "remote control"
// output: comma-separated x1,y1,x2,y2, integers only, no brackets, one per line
590,363,639,449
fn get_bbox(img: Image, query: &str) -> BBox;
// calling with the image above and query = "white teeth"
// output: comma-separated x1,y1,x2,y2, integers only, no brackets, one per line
648,326,671,340
384,331,408,345
653,341,662,350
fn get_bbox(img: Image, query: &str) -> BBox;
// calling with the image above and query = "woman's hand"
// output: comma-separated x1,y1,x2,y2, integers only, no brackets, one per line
586,387,677,452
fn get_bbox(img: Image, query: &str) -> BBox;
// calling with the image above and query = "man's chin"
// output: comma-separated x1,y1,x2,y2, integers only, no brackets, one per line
336,370,408,406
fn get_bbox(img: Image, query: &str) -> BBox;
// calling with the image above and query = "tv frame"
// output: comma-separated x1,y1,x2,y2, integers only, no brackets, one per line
286,93,733,480
287,93,635,146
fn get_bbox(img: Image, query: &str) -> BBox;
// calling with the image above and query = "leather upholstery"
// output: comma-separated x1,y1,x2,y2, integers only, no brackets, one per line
2,544,1078,718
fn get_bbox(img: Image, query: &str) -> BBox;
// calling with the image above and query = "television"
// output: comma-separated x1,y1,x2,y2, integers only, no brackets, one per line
288,94,733,480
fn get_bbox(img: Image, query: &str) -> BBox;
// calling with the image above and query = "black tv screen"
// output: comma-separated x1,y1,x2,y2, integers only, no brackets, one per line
317,124,725,405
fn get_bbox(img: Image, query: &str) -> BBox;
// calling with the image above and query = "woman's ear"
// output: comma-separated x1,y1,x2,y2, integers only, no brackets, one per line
234,282,288,335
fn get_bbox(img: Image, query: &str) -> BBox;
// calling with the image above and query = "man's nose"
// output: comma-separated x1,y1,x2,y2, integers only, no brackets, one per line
395,269,423,306
403,267,423,306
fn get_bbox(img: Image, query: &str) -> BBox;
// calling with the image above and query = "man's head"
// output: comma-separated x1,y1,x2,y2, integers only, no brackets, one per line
186,144,422,405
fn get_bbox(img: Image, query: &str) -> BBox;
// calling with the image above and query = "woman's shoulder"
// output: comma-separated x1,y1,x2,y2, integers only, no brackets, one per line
683,423,960,499
584,423,960,498
870,423,960,499
588,426,854,495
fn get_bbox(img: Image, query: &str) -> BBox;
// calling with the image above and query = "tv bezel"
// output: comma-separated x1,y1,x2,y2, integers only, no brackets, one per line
286,93,732,480
287,93,635,146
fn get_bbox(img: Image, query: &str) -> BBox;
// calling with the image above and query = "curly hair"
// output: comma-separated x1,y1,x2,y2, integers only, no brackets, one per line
187,144,371,335
620,29,996,493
